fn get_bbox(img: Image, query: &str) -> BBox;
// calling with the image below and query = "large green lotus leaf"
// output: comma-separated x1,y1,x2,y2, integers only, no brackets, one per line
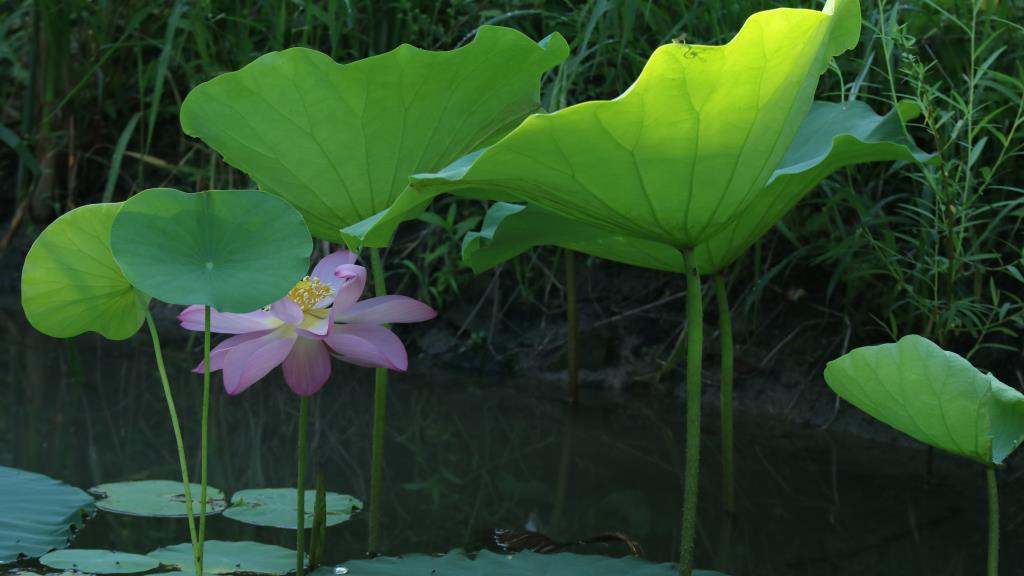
355,0,860,250
319,550,728,576
21,203,149,340
148,541,295,575
824,335,1024,465
110,188,311,313
179,26,568,244
89,480,226,518
223,488,362,529
460,99,931,275
462,202,683,274
691,99,935,273
0,466,95,563
40,550,159,574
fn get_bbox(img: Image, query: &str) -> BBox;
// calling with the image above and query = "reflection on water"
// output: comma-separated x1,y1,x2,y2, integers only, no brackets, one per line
1,304,1020,575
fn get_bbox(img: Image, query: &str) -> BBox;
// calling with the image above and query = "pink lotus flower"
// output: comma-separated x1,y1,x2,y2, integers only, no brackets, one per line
178,250,436,396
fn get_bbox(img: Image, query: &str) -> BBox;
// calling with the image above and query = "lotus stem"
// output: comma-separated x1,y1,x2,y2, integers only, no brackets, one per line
296,396,310,576
198,304,211,574
987,465,999,576
368,247,388,555
565,249,579,404
144,311,200,574
680,248,703,576
309,468,327,566
714,274,735,517
716,509,735,575
552,408,575,533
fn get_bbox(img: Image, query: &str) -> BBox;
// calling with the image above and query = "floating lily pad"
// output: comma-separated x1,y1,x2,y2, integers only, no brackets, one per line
148,541,295,575
320,550,728,575
89,480,225,518
40,550,159,574
824,334,1024,465
0,466,95,564
21,202,150,340
110,188,312,313
223,488,362,529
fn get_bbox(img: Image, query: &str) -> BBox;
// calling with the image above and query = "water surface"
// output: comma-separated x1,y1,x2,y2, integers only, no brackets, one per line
1,305,1019,576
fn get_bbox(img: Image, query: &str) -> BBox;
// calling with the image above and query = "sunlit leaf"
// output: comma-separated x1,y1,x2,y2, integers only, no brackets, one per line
89,480,226,518
40,550,159,574
180,26,568,244
824,335,1024,465
462,202,682,273
148,541,296,575
317,549,728,576
223,488,362,529
355,0,860,249
110,188,312,313
0,466,95,564
461,99,931,275
21,203,149,340
691,99,935,273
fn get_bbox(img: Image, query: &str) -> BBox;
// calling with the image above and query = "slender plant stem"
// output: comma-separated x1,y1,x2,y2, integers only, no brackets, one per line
198,305,211,574
145,311,200,574
551,408,575,533
296,396,310,576
679,248,703,576
368,247,388,554
309,469,327,566
565,249,579,404
987,465,999,576
714,274,735,517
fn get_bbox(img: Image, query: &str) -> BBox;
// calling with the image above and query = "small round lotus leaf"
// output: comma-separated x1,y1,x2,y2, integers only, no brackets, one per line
0,466,95,563
110,188,312,313
223,488,362,529
40,550,159,574
321,550,729,575
89,480,225,518
21,202,150,340
148,541,296,575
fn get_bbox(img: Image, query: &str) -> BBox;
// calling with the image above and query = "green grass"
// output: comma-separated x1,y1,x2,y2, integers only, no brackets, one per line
787,0,1024,360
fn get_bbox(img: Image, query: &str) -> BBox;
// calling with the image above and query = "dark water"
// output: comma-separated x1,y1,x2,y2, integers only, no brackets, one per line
1,303,1021,576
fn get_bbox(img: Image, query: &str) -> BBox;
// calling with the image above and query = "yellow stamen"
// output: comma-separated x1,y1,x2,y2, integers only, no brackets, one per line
287,276,333,311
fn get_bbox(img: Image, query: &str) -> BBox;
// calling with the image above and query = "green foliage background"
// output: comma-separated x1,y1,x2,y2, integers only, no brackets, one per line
1,0,1021,362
